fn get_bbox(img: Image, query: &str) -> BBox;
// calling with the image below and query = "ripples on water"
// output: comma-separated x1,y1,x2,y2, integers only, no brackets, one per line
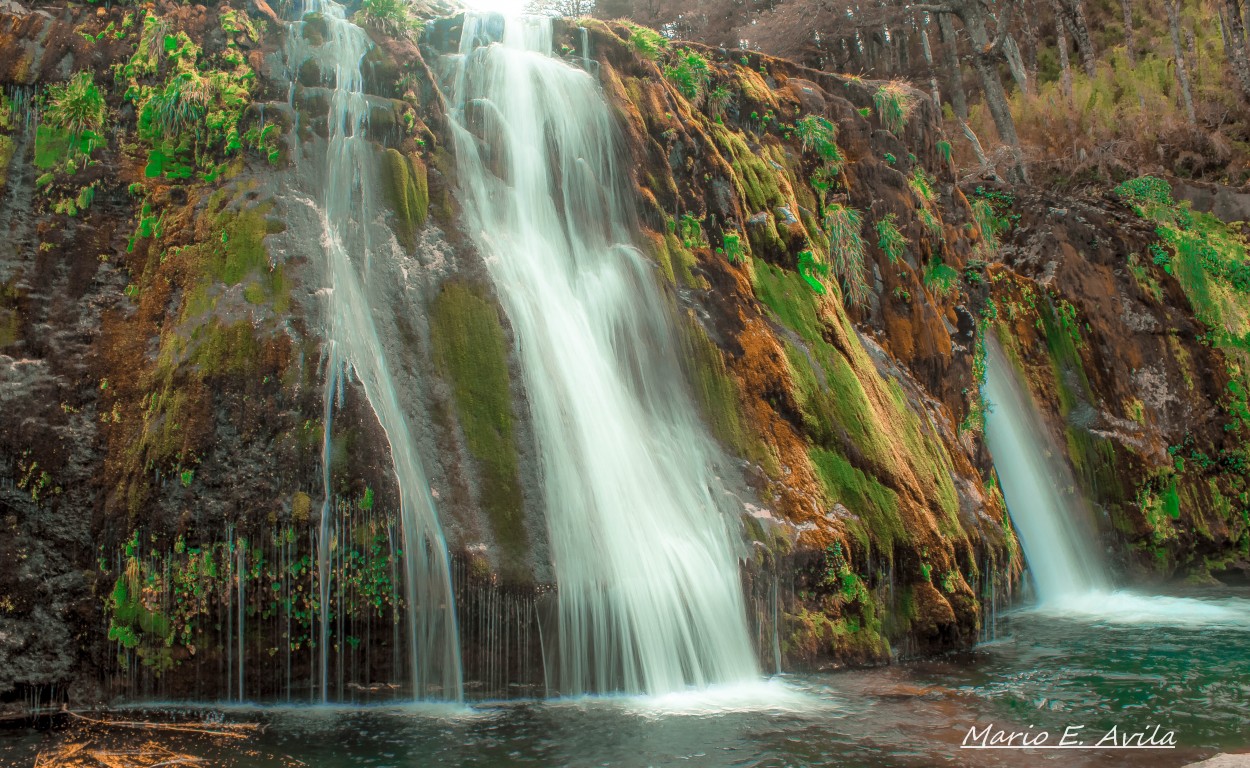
3,589,1247,767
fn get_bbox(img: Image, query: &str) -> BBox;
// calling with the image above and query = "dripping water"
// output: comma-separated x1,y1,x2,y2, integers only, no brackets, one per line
289,0,463,700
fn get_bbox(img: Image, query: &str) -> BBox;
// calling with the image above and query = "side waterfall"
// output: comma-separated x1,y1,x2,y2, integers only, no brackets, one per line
984,338,1250,625
440,15,759,694
982,337,1108,603
295,0,462,700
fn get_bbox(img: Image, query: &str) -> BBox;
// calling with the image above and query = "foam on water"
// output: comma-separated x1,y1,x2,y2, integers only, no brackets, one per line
1033,590,1250,628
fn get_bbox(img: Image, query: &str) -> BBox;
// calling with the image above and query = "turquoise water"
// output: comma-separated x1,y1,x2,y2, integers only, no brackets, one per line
4,589,1247,767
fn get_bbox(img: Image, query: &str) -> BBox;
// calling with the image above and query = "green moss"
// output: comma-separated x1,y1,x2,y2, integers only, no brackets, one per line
753,261,826,342
662,229,700,289
810,447,906,551
33,125,71,170
430,281,527,572
0,134,13,189
212,203,271,285
683,314,773,471
711,125,785,213
0,307,17,348
759,262,961,529
383,149,429,249
190,320,262,376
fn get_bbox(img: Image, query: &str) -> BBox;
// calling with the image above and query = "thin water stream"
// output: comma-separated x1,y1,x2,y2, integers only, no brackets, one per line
292,0,461,701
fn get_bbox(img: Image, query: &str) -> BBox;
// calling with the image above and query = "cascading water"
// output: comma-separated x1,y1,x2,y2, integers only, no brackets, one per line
983,338,1250,626
982,337,1108,603
293,0,462,700
439,15,758,695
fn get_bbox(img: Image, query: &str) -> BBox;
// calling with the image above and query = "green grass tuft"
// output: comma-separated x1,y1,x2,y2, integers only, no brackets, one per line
875,214,906,263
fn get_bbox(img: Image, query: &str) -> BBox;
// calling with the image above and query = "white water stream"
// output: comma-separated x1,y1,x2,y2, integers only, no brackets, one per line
439,14,758,694
984,337,1250,626
295,0,462,701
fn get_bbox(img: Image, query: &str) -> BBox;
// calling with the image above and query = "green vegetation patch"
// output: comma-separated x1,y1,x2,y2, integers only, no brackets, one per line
430,281,527,570
682,314,772,471
811,449,906,552
872,82,915,135
383,148,429,249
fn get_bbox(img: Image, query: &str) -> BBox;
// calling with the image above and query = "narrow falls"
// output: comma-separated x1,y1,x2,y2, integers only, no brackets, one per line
983,337,1250,626
437,15,759,694
295,0,462,701
982,336,1108,603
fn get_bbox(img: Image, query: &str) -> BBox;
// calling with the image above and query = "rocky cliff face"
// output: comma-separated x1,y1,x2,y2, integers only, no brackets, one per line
0,0,1244,711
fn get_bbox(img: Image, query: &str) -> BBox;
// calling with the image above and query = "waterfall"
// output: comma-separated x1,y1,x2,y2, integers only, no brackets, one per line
295,0,462,701
983,339,1250,626
439,15,758,695
982,337,1108,603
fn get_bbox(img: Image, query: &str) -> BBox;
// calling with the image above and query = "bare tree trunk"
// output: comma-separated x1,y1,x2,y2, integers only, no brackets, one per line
1220,3,1233,54
956,2,1029,182
961,120,999,179
1021,0,1040,92
1222,0,1250,100
1054,2,1074,101
1058,0,1098,77
1168,0,1198,125
920,16,943,108
1003,34,1029,93
1121,0,1136,65
938,12,970,120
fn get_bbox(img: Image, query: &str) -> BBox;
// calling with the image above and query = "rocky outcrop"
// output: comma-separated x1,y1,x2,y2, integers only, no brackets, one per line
0,0,1243,711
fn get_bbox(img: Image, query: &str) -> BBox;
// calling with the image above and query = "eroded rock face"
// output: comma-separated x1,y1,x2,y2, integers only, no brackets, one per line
982,185,1250,583
0,0,1242,708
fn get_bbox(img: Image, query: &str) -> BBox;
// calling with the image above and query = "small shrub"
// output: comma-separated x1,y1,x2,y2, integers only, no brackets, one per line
795,115,841,165
722,231,746,263
665,49,711,102
356,0,419,35
908,169,936,205
678,213,706,248
923,257,959,298
971,198,1008,252
707,85,733,118
627,23,667,60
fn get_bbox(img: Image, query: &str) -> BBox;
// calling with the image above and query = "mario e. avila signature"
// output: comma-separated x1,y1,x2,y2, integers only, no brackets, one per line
961,723,1177,749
